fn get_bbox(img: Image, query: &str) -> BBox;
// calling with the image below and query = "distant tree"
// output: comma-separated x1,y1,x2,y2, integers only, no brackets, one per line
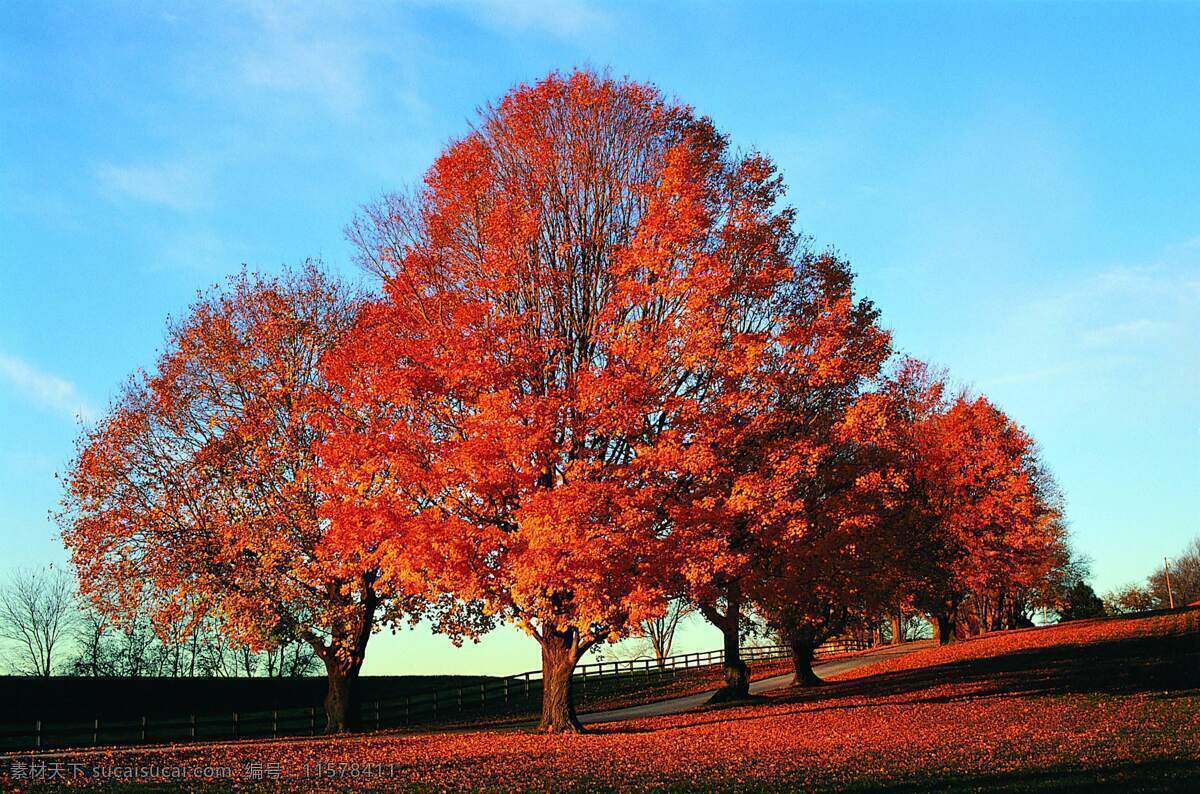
866,360,1064,645
1103,583,1156,615
640,599,695,668
1148,537,1200,608
0,567,77,676
1057,581,1105,621
69,605,115,677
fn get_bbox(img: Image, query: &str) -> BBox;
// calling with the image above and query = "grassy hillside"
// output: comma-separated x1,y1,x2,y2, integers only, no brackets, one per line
6,607,1194,790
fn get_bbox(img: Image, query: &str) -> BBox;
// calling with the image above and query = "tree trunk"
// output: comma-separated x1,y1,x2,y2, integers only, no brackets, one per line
538,631,583,734
323,657,363,733
889,612,904,645
788,631,823,687
934,612,956,645
720,616,750,697
699,584,749,702
307,577,379,734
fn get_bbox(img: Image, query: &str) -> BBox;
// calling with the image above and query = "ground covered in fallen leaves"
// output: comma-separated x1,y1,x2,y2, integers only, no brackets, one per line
5,609,1197,791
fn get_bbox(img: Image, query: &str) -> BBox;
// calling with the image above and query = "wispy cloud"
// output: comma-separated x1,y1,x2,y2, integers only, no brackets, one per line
233,2,371,116
0,352,95,423
94,160,211,212
1082,318,1171,347
455,0,614,41
982,244,1200,394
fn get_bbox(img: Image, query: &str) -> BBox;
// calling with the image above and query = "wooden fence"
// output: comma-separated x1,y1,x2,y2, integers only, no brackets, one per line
0,637,868,752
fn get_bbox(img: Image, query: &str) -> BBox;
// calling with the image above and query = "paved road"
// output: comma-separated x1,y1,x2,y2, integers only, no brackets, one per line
580,641,929,726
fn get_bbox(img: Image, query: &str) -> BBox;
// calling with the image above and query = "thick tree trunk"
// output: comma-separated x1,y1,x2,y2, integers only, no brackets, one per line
303,576,379,735
538,632,584,734
788,632,823,687
323,658,363,733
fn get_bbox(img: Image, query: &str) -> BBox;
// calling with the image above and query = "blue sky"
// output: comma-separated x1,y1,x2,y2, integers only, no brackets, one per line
1,1,1197,675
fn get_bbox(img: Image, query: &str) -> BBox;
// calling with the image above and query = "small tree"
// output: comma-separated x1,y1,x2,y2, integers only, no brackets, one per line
639,599,695,667
0,567,77,676
1103,583,1156,615
60,264,423,731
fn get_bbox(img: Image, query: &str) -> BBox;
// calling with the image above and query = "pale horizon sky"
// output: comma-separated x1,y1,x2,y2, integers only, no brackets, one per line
1,1,1197,675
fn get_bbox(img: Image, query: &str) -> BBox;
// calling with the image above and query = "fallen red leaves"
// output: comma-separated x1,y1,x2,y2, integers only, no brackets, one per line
5,610,1196,791
832,608,1199,681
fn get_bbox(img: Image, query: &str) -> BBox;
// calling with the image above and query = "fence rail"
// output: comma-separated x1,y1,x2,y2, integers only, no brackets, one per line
0,637,869,753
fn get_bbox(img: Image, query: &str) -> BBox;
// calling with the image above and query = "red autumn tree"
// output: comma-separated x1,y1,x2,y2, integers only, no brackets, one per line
745,384,910,687
927,397,1059,643
327,69,808,732
833,357,949,640
876,370,1062,644
667,251,890,697
59,264,422,732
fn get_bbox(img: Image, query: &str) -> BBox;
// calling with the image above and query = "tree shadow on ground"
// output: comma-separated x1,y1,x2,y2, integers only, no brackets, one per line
593,612,1199,736
779,613,1200,710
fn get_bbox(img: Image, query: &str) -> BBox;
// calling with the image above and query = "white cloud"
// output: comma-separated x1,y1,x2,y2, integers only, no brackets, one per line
94,160,211,212
192,2,429,122
0,352,95,423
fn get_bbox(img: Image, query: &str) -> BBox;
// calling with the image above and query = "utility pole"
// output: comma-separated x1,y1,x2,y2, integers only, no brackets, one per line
1164,558,1175,609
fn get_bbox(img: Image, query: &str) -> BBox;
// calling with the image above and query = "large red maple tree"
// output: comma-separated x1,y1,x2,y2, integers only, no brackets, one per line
326,69,814,731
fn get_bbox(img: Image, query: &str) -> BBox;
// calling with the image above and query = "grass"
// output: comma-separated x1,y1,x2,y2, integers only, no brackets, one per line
3,609,1196,791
